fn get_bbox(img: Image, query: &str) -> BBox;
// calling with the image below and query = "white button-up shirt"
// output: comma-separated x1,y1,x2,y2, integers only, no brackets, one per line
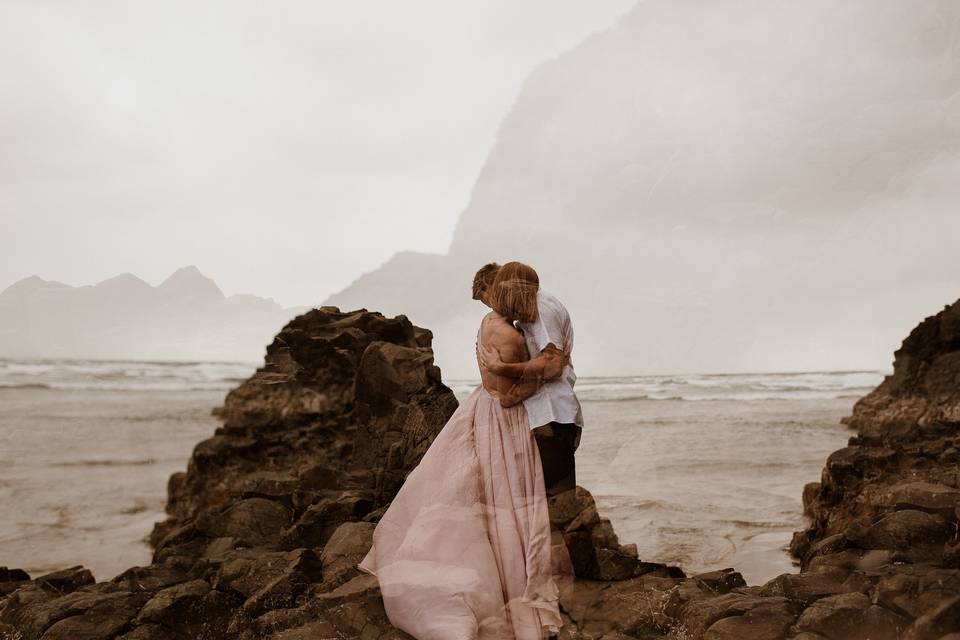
518,290,584,430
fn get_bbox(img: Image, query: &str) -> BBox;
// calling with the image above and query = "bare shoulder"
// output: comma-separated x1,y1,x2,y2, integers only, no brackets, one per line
484,317,526,361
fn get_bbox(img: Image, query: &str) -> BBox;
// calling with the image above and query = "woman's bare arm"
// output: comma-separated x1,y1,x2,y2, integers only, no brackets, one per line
478,343,568,382
486,325,540,407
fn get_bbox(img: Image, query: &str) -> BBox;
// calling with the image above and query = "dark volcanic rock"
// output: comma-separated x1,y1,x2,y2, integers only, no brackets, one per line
0,568,30,597
786,298,960,639
658,298,960,640
0,308,457,640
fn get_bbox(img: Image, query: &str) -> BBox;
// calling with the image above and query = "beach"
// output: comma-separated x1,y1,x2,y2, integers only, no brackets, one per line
0,359,882,584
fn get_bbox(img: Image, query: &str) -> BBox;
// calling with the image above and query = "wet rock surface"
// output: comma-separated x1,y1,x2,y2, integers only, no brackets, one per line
3,300,960,639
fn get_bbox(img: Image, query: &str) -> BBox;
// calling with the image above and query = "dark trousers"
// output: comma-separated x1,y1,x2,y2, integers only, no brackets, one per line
532,422,582,496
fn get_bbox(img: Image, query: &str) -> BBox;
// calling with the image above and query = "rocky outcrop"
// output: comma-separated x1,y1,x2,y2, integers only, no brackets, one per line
547,300,960,640
0,307,679,639
0,307,454,639
636,298,960,640
3,300,960,639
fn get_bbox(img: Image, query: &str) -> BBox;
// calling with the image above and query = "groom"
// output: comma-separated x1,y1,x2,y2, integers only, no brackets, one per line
473,262,584,496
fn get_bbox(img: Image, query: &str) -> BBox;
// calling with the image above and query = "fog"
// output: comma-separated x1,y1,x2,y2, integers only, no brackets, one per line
0,1,634,306
329,0,960,377
3,0,959,376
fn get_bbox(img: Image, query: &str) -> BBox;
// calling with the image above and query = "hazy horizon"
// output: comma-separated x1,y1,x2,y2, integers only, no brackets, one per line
1,1,635,307
4,0,959,377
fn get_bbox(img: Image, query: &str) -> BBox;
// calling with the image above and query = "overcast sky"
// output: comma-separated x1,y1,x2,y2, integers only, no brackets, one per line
0,1,634,306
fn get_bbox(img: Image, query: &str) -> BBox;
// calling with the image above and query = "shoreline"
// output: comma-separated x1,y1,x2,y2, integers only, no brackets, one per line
1,302,957,638
1,387,853,586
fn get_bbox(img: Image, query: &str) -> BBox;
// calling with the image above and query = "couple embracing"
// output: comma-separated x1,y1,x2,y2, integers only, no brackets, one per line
359,261,584,640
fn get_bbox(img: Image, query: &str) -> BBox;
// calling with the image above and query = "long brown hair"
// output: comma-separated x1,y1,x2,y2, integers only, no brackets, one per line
489,261,539,323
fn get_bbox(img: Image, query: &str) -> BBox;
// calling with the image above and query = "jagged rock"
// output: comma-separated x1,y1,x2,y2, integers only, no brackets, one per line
794,592,872,639
0,309,463,640
846,510,950,552
874,481,960,515
693,569,747,595
279,491,373,550
549,486,683,581
111,565,188,593
800,534,848,568
39,610,135,640
675,592,797,638
195,497,293,547
135,579,238,637
558,576,681,637
33,566,95,595
0,568,30,597
759,572,849,605
116,624,182,640
843,299,960,437
212,550,296,597
239,550,323,617
319,521,375,587
862,604,911,640
701,598,796,640
0,586,145,640
906,595,960,639
269,621,338,639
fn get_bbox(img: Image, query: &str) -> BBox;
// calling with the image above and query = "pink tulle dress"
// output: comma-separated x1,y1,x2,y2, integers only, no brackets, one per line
358,329,569,639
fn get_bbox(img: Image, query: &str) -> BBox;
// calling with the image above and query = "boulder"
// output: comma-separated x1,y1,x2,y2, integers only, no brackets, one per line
760,572,849,605
239,549,323,617
702,599,796,640
135,579,238,636
320,521,376,587
39,611,134,640
34,566,95,595
874,482,960,516
112,565,188,593
794,592,872,639
0,587,143,640
694,569,748,595
0,567,30,597
906,595,960,640
280,491,374,550
847,510,951,552
196,498,293,547
861,604,910,640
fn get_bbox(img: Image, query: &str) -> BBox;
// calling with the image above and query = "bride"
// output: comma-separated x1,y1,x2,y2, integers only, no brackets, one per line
358,262,569,640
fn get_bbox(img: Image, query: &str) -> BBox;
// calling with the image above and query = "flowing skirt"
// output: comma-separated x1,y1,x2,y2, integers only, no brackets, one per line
358,386,569,640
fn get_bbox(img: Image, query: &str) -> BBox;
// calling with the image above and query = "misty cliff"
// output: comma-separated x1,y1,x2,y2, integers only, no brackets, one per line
0,267,305,362
327,0,960,378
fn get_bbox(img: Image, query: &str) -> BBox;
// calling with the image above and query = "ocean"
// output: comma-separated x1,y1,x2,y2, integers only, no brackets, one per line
0,359,884,585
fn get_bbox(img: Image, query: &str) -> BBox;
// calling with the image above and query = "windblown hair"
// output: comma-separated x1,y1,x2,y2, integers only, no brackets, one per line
489,261,539,323
472,262,501,300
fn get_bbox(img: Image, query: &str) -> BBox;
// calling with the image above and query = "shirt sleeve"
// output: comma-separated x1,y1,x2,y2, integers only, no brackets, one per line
527,300,566,353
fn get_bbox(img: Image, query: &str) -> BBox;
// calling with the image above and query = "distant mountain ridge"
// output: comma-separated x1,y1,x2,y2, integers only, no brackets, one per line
0,267,307,362
328,0,960,378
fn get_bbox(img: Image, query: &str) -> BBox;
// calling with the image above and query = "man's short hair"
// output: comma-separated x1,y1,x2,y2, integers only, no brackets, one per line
472,263,501,300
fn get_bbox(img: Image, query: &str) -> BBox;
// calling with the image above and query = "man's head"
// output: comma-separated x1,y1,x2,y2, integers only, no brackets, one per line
472,262,500,307
489,261,539,323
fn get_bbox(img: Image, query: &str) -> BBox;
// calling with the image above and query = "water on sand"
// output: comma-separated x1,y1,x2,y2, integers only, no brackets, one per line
0,359,882,583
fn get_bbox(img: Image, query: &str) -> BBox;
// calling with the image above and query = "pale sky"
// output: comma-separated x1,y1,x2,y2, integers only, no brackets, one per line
0,1,635,307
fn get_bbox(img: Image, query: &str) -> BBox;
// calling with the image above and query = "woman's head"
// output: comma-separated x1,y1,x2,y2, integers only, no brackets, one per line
489,261,539,323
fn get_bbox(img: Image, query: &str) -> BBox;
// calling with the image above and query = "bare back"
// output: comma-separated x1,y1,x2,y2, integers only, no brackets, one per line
477,313,538,406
